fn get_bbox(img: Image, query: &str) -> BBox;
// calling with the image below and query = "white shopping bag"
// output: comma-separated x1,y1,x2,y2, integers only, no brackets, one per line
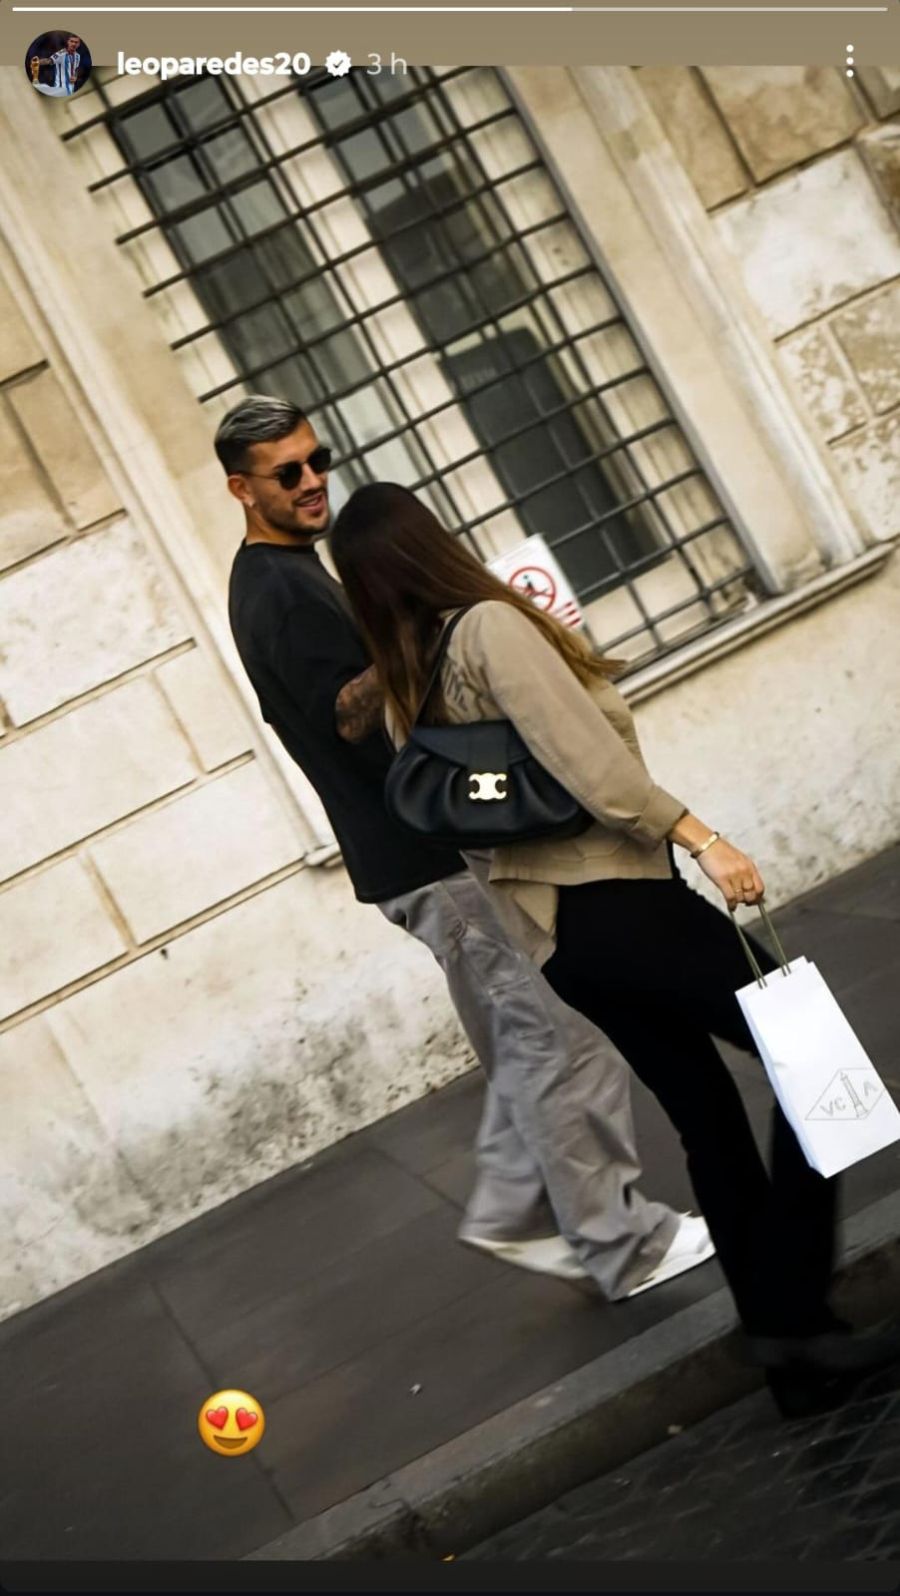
733,910,900,1179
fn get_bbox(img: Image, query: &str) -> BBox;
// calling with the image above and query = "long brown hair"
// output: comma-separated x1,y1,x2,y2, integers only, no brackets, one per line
330,483,622,738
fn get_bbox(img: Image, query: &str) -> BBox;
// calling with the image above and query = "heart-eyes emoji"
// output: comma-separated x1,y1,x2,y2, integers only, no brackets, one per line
197,1389,266,1456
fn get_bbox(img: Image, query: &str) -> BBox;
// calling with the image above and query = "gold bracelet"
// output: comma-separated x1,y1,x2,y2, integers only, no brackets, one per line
690,831,721,860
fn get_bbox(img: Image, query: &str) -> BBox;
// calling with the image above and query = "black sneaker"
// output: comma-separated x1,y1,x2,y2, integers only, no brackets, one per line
745,1318,900,1375
765,1367,857,1420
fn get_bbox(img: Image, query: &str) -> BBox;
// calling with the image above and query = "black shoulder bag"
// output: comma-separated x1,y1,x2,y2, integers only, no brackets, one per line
383,608,593,848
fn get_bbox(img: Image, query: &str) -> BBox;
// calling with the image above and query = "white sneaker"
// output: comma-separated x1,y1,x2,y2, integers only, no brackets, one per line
625,1213,716,1298
460,1232,590,1281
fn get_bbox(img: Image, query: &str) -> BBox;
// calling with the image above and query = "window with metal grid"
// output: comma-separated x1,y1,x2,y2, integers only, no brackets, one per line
65,65,758,668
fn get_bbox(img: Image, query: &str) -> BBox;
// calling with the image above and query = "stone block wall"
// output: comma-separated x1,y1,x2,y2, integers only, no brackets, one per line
637,67,900,543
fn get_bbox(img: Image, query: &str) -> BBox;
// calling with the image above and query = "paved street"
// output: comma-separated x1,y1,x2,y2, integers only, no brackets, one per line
0,844,897,1559
468,1360,900,1562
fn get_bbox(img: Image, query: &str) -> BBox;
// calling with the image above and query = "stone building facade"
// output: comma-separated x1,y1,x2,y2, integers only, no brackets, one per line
0,63,897,1319
638,66,900,545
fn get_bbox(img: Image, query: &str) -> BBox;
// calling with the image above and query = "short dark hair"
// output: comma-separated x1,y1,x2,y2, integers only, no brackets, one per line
214,395,308,474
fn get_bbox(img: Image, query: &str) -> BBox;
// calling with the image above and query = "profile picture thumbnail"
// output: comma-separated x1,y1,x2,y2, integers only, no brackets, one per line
25,31,93,98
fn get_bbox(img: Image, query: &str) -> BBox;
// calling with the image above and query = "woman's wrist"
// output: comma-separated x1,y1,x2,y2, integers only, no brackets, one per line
690,831,721,860
667,812,720,856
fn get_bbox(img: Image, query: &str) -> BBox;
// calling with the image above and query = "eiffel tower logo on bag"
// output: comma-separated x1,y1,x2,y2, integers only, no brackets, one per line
805,1069,885,1122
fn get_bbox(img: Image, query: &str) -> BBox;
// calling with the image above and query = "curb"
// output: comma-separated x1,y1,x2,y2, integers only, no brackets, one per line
246,1190,900,1562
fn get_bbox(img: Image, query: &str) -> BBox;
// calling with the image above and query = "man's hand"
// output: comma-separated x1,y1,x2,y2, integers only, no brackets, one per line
335,664,384,742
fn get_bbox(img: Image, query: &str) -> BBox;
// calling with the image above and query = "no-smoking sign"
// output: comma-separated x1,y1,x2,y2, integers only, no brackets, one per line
509,565,556,610
489,535,584,630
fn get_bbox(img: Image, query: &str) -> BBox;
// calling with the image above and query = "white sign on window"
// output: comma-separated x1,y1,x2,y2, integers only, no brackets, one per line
488,534,584,630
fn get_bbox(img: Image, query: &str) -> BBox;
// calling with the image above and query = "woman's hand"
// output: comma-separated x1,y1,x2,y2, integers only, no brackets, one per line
666,813,765,910
697,838,765,911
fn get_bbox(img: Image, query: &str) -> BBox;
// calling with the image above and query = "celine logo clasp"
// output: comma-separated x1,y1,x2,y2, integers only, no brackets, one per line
468,771,508,802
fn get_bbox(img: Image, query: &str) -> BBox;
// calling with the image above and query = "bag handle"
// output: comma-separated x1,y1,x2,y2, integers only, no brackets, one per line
730,901,791,990
413,607,471,725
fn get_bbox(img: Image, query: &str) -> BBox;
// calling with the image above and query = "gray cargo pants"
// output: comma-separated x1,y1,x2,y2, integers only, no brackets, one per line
376,865,677,1298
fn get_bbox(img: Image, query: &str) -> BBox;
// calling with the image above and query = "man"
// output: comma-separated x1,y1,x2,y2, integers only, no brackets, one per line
221,394,714,1297
29,36,84,96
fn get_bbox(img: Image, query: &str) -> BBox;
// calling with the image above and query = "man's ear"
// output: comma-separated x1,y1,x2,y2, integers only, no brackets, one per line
227,473,255,509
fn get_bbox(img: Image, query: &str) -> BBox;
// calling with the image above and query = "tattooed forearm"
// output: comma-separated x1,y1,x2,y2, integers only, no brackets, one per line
335,665,384,742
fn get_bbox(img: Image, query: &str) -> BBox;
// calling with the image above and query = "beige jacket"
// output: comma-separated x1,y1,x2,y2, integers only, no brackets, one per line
427,601,688,962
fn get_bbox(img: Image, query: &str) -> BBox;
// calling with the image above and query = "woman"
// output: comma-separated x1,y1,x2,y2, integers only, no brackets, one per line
331,482,896,1416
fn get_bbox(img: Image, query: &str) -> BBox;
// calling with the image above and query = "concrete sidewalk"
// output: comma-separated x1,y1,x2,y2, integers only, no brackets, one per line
1,846,898,1562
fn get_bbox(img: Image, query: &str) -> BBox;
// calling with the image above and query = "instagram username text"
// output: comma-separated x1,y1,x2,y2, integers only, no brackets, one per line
117,51,314,80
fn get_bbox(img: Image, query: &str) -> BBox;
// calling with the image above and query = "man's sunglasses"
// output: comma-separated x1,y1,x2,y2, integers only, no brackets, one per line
245,445,332,491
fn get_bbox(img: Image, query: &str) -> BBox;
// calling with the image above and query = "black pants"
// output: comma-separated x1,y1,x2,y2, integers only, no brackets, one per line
541,862,838,1337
